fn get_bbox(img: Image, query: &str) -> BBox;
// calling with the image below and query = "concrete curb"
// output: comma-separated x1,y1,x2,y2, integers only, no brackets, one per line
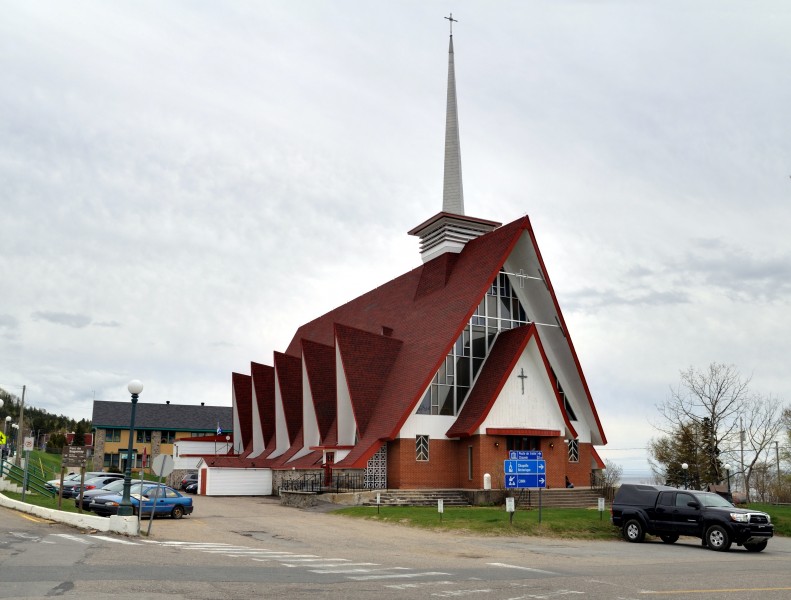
0,488,139,536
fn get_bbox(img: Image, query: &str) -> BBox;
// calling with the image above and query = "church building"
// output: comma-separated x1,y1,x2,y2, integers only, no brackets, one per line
199,27,606,496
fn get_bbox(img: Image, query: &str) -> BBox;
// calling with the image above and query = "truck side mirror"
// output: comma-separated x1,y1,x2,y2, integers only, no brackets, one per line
687,501,700,509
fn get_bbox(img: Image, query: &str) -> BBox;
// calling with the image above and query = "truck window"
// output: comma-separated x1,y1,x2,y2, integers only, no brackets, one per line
676,493,696,508
658,491,674,506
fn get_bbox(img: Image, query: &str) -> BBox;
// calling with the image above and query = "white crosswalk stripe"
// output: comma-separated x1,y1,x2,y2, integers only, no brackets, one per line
91,535,140,545
139,539,447,581
51,534,91,544
348,571,451,581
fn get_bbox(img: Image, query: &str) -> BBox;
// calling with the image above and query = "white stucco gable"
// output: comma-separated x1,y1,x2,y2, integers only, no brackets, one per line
478,336,567,435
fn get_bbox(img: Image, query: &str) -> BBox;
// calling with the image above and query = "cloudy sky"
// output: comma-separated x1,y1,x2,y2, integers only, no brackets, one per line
2,1,789,478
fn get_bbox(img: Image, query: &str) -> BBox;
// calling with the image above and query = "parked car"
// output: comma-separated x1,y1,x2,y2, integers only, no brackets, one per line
89,483,193,519
47,472,107,490
184,481,198,494
62,474,125,499
76,478,141,511
179,472,198,490
611,484,773,552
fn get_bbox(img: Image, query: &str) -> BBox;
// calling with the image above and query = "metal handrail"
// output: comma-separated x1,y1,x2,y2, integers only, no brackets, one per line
1,461,56,498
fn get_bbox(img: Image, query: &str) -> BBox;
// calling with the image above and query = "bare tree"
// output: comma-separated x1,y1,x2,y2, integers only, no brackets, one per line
599,459,623,500
740,395,786,501
653,363,787,500
654,363,749,485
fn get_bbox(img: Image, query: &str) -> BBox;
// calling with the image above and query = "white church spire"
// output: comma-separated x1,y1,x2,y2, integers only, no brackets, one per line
442,14,464,215
408,15,500,263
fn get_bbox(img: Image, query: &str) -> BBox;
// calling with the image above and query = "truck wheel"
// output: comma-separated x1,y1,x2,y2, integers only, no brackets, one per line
623,519,645,543
744,540,767,552
660,534,679,544
705,525,732,552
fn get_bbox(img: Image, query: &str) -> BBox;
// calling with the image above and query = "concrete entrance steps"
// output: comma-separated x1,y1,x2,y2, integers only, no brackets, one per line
514,488,603,509
364,489,471,507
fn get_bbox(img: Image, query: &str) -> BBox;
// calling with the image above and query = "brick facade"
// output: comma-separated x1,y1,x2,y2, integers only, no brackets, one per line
388,435,596,490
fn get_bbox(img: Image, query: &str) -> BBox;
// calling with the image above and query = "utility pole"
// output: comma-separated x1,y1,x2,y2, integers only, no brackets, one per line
15,385,26,467
776,440,781,484
739,416,746,499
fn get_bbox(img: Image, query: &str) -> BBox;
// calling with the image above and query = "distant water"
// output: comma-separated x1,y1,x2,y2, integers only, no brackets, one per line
620,474,656,485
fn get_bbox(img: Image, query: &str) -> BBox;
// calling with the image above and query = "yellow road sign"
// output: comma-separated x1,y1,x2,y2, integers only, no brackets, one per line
0,432,6,444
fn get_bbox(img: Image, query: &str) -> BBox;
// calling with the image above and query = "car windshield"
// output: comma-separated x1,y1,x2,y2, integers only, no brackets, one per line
696,492,734,508
102,478,137,492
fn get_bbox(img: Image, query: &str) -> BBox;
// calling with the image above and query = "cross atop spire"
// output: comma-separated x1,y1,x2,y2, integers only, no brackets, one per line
445,13,458,36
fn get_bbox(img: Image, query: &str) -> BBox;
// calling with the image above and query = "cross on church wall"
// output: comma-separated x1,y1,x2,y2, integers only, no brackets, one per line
517,368,527,394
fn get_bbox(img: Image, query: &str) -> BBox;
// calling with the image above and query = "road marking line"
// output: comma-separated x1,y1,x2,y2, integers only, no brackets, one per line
183,547,259,553
640,587,791,595
487,562,557,575
16,513,48,523
289,562,378,568
274,557,349,563
52,534,91,545
91,535,140,545
349,572,450,581
142,541,233,547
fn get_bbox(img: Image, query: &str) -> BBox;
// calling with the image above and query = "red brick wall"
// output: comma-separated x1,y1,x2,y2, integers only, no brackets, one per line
388,438,460,488
388,435,595,490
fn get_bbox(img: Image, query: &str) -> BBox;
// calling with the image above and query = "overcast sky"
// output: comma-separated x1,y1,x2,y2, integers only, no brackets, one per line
2,1,789,479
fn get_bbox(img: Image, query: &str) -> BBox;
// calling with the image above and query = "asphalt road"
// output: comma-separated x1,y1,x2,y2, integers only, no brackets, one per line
1,495,790,599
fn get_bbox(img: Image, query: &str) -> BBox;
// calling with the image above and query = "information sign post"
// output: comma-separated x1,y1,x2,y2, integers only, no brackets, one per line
504,452,546,523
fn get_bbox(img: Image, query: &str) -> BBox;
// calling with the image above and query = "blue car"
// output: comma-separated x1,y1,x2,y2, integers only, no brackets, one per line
88,483,193,519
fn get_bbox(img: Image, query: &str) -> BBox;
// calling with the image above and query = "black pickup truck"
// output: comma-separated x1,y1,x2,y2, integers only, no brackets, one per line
611,484,773,552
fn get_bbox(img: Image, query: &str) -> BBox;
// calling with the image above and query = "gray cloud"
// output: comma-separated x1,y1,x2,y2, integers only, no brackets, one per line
0,314,19,329
31,312,92,328
1,2,790,483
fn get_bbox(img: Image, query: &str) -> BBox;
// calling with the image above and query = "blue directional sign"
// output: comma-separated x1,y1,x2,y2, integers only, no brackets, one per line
504,473,547,489
504,459,547,488
509,450,543,460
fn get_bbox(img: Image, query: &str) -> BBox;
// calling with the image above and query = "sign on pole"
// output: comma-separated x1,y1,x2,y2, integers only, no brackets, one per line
63,446,88,467
23,437,34,452
0,432,6,445
503,458,547,489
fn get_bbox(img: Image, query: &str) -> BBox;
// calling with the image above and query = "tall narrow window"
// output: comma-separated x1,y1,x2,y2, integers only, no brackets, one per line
419,269,530,416
416,435,429,462
467,446,473,480
568,439,579,463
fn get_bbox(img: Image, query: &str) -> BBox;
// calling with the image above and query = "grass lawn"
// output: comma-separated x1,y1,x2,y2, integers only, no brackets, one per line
2,490,81,514
335,505,621,539
336,503,790,539
750,503,791,536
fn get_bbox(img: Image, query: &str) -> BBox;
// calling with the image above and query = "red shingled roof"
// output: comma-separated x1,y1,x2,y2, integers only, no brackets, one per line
251,361,276,448
274,351,303,444
232,373,252,449
301,339,337,442
335,323,403,436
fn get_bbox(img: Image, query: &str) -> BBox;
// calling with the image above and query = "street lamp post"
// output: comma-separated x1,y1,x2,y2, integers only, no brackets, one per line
724,463,731,494
11,423,19,453
681,462,689,490
117,380,143,517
